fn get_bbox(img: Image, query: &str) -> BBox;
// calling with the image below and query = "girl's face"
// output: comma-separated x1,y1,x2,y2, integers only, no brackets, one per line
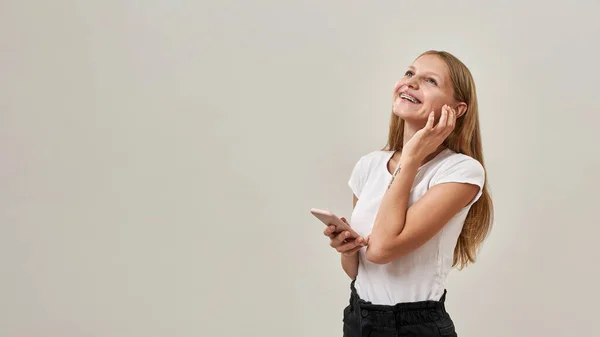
393,54,461,124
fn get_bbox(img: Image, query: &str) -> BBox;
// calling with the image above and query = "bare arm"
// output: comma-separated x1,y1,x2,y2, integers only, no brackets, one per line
366,105,480,264
366,162,479,264
340,195,360,279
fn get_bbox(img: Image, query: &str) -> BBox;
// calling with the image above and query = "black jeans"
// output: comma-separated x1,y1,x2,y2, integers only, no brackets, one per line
343,280,458,337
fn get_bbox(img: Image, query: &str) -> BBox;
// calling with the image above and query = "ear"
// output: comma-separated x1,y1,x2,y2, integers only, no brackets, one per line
454,102,468,118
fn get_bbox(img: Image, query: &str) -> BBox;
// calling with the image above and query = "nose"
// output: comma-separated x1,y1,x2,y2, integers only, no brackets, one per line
406,76,419,90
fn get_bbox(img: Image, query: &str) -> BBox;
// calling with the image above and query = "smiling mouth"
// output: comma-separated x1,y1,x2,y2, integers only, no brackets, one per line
400,93,421,104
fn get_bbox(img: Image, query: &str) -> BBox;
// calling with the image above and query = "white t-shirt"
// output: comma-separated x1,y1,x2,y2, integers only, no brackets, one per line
348,148,485,305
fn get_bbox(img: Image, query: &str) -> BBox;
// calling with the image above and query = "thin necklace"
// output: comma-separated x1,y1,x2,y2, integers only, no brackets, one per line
387,159,402,190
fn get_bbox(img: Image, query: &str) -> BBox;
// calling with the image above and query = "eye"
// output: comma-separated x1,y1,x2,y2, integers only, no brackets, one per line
426,77,438,85
404,70,414,77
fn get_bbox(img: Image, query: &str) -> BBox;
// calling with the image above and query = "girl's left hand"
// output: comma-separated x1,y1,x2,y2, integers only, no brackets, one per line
400,105,456,167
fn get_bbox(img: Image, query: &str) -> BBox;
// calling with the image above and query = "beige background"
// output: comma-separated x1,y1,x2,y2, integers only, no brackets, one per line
2,1,599,336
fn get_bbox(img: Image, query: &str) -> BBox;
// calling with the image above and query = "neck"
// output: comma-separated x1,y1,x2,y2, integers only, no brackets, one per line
402,122,420,147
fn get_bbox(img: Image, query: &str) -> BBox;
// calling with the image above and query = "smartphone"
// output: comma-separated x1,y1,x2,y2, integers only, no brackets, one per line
310,208,362,239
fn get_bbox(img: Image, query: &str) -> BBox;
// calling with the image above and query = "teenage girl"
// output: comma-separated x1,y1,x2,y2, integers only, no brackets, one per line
324,50,493,337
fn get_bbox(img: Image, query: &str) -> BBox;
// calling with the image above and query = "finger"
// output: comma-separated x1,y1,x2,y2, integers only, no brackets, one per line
332,237,359,250
425,111,435,130
336,239,362,253
323,225,337,237
355,236,367,246
436,105,448,132
342,245,364,256
330,230,352,247
442,107,455,137
448,108,456,132
323,225,336,238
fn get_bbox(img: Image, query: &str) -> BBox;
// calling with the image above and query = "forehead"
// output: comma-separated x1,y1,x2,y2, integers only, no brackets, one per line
410,54,450,79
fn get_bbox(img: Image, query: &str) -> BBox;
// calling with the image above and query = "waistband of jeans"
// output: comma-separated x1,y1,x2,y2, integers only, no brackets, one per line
349,279,448,318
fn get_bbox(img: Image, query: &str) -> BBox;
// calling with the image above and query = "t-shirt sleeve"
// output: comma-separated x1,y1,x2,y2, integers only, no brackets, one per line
430,156,486,207
348,155,367,198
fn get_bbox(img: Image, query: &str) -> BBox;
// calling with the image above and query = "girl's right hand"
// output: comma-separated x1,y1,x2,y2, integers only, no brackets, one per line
323,218,368,256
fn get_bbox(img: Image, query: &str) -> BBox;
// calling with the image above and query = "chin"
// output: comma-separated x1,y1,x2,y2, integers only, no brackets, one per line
393,98,428,120
393,106,425,122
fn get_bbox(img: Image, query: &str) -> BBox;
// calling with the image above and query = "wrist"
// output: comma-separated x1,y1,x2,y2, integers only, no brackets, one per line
398,156,420,170
342,250,359,258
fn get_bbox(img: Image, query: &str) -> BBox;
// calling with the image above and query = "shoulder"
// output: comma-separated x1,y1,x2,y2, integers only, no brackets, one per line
348,150,391,197
359,149,391,161
439,152,484,174
352,150,391,172
430,151,485,188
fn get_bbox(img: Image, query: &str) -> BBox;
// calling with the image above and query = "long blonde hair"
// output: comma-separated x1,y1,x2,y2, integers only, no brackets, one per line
384,50,493,269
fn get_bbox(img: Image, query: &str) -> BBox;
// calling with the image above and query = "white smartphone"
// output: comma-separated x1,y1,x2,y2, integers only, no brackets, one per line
310,208,362,239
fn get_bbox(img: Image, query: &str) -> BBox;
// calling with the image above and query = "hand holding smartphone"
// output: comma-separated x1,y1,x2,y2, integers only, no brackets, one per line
310,208,363,240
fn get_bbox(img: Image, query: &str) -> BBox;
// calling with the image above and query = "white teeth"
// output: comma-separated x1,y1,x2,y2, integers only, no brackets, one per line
400,93,420,104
